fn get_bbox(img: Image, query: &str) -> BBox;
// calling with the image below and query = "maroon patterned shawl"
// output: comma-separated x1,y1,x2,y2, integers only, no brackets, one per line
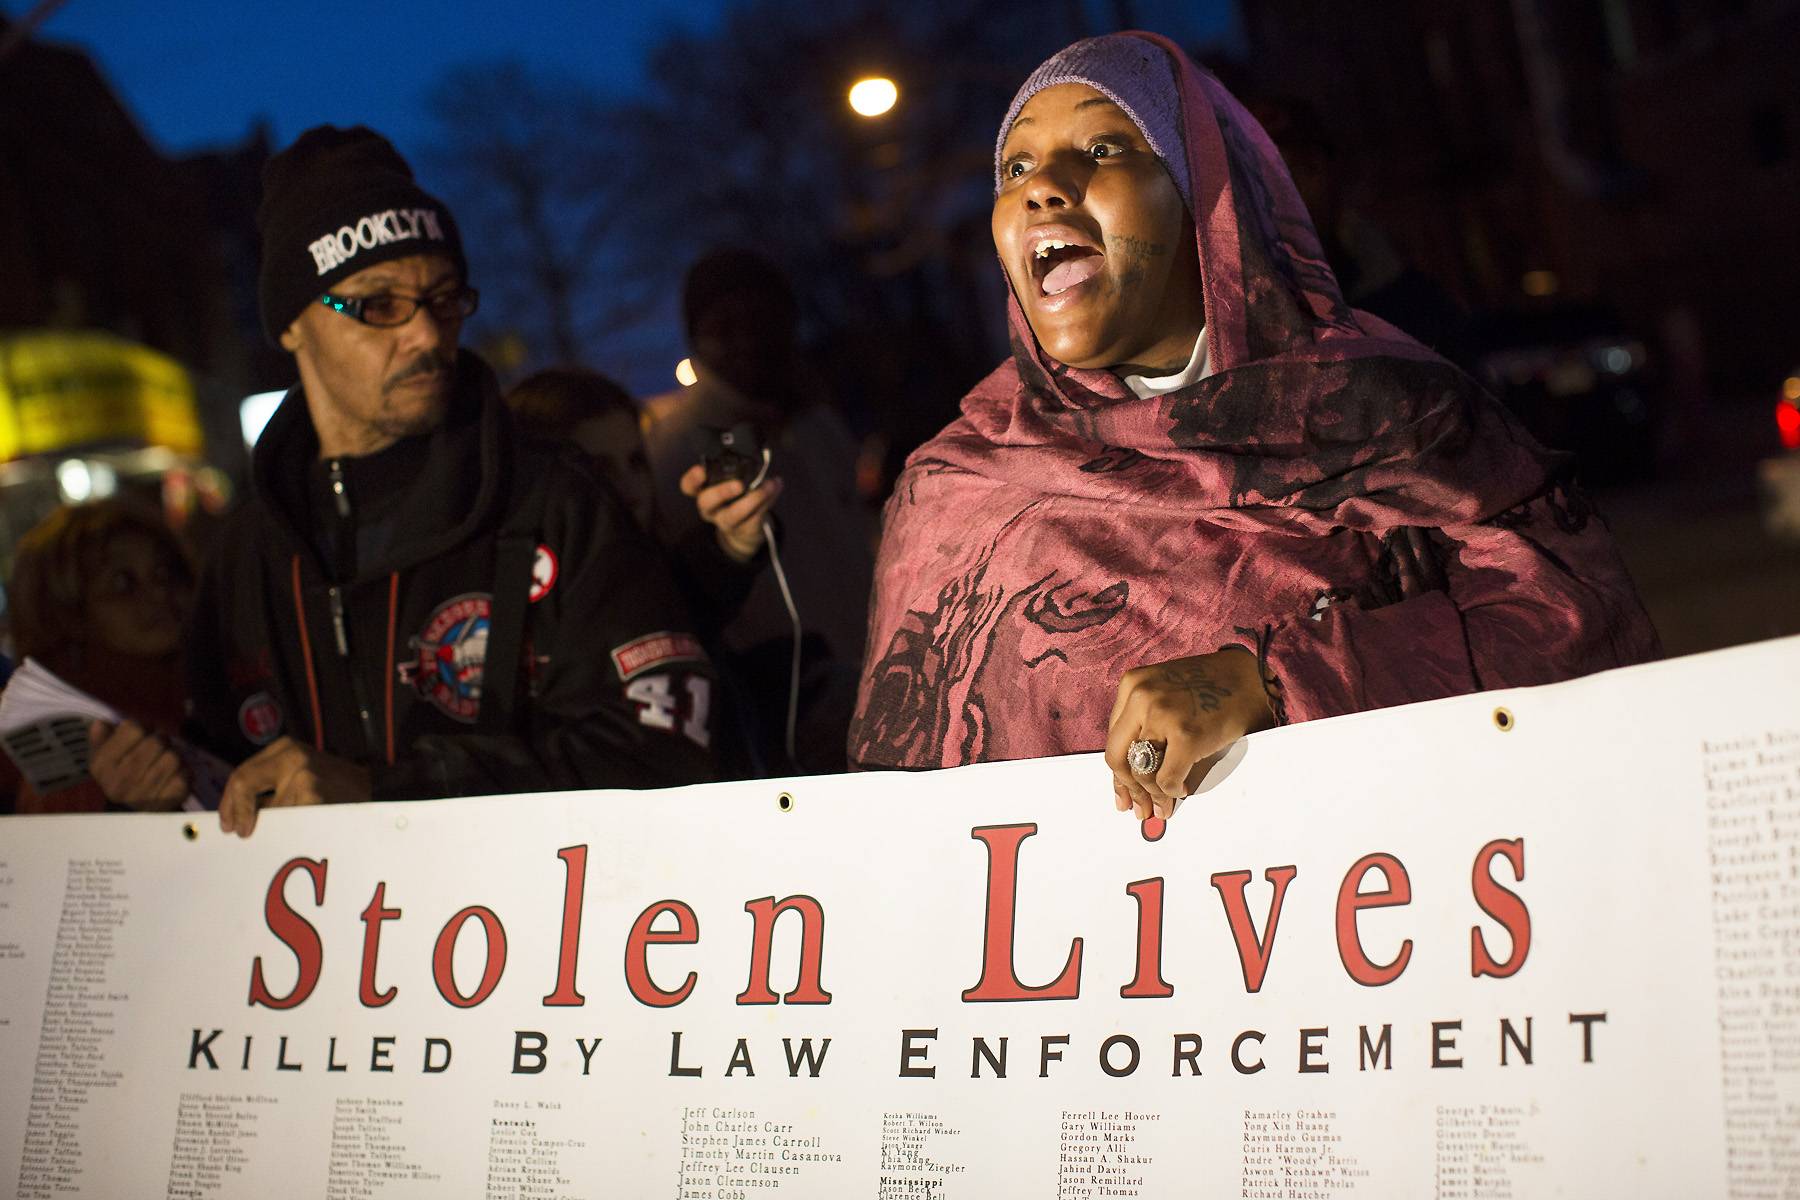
849,32,1659,769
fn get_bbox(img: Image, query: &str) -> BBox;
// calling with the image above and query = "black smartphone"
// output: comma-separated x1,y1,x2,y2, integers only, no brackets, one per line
694,422,771,490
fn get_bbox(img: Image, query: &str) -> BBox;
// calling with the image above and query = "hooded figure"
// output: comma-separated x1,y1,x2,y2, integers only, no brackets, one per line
849,33,1659,809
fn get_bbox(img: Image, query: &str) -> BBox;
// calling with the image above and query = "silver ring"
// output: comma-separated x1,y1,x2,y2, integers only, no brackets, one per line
1127,739,1162,777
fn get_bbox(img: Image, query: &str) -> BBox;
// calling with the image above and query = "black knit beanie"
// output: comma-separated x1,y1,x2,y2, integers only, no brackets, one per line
256,125,467,343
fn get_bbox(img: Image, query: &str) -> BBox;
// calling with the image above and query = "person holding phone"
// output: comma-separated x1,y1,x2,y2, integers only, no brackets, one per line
643,250,874,774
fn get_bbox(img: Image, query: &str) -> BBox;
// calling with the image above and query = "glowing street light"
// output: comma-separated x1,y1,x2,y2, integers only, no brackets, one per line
675,358,699,387
848,77,898,118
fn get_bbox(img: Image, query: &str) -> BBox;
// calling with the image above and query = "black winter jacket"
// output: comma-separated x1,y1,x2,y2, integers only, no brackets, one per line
187,355,715,799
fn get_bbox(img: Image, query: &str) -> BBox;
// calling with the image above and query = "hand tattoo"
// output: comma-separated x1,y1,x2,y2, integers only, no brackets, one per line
1157,663,1233,713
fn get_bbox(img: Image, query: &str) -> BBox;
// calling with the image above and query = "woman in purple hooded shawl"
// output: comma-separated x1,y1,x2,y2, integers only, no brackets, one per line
849,33,1660,816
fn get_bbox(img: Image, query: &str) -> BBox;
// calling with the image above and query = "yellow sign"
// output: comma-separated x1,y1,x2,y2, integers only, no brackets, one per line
0,330,204,461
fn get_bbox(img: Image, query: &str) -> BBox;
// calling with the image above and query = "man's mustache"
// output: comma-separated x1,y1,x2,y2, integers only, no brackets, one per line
385,352,456,390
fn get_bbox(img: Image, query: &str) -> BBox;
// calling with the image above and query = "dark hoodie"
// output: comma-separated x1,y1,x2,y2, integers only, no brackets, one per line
188,353,715,799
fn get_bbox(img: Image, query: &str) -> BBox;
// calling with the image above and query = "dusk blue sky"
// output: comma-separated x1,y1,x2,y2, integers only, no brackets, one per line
9,0,1237,163
7,0,1239,390
7,0,728,162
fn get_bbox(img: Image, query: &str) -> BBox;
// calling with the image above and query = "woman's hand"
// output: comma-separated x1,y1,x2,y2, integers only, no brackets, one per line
1105,648,1276,821
88,719,188,811
680,464,783,563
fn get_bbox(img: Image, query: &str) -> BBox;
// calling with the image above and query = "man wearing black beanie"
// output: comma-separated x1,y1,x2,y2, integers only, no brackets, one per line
187,126,717,835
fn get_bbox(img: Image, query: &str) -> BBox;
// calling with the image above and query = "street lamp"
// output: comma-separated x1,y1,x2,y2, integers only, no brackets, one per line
848,76,898,118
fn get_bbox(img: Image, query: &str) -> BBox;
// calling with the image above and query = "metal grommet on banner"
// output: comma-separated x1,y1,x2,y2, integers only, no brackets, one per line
777,792,795,813
1493,706,1515,732
182,821,199,842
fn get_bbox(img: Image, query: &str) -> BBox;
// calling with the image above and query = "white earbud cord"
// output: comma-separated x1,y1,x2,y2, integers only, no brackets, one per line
759,514,801,765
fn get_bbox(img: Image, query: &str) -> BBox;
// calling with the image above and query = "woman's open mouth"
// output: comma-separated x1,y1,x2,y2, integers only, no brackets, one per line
1024,224,1105,308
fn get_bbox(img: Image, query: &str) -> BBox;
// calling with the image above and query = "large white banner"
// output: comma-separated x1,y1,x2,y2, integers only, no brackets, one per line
3,637,1799,1198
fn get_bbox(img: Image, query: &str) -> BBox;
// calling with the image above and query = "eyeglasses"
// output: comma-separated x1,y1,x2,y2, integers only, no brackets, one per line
318,285,480,327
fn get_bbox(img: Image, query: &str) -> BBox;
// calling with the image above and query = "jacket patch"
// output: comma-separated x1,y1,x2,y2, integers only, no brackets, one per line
238,692,283,746
529,544,558,604
610,631,706,682
404,593,491,723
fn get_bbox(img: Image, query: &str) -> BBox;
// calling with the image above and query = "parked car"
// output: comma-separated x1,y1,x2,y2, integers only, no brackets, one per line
1467,304,1663,484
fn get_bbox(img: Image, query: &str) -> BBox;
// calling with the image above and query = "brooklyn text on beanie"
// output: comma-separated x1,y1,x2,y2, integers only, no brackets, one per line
304,206,448,275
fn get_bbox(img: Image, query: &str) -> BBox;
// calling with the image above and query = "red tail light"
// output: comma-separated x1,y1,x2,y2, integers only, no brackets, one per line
1779,400,1800,451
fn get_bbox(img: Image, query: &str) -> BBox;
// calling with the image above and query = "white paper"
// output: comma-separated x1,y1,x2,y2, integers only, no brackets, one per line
0,657,223,810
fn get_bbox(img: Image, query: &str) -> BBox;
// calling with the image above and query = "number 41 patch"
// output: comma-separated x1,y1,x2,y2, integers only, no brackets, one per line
626,674,711,749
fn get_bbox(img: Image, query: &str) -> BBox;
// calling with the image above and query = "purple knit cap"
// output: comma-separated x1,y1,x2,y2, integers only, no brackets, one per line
994,34,1192,213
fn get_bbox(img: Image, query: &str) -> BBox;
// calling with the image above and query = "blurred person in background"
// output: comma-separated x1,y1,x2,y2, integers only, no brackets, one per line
508,366,773,776
1248,93,1471,370
508,368,661,530
852,33,1659,814
2,500,193,814
192,125,714,837
643,250,874,774
507,367,778,585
